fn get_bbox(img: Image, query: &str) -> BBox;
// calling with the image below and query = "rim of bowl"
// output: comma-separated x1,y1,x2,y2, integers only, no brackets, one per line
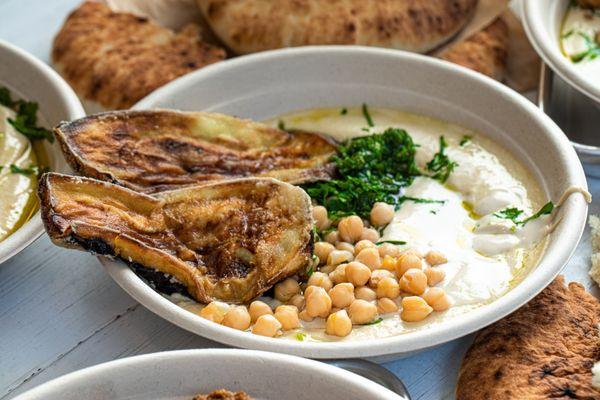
0,39,85,264
522,0,600,105
98,46,588,359
12,349,403,400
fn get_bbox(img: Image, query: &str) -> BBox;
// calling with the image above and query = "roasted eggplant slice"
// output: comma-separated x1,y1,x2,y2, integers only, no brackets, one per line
39,173,313,304
54,110,337,193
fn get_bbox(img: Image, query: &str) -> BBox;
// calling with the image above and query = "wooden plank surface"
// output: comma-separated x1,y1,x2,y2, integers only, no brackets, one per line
0,1,597,399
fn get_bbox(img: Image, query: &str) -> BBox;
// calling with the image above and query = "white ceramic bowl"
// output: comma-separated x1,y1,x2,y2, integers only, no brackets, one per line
0,39,84,264
99,46,586,360
522,0,600,105
11,349,406,400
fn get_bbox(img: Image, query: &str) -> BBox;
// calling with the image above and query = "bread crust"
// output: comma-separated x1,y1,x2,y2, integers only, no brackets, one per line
440,17,509,81
197,0,479,54
457,276,600,400
52,1,225,110
576,0,600,9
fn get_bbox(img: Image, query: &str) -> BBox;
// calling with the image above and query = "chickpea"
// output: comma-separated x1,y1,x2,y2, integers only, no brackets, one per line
370,202,395,227
424,266,446,286
403,247,424,258
338,216,364,243
305,286,332,318
355,286,377,301
252,314,282,337
380,255,397,272
326,310,353,337
348,299,379,325
396,253,423,277
312,205,331,230
274,305,301,330
307,272,333,291
320,264,335,274
377,298,399,314
336,242,355,253
378,242,401,258
299,309,314,322
400,296,433,322
199,301,230,323
360,228,380,243
425,250,447,266
369,269,395,288
288,294,305,310
422,287,452,311
324,230,340,244
248,300,273,322
399,268,428,295
327,250,353,266
354,240,376,255
355,247,381,271
329,264,348,284
222,306,251,330
314,242,335,265
376,277,400,299
329,282,355,308
274,278,301,302
344,261,371,286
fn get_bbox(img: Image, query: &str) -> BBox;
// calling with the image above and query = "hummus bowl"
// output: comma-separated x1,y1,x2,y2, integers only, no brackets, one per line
90,46,588,360
0,39,84,264
11,349,407,400
523,0,600,105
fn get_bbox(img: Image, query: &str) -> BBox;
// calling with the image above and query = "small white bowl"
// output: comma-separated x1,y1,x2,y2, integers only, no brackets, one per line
11,349,406,400
98,46,586,361
522,0,600,105
0,39,84,264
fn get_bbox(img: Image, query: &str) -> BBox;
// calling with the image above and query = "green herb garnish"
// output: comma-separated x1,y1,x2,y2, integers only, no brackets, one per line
362,317,383,326
340,108,348,115
9,164,47,176
0,86,53,142
426,136,457,183
494,202,554,226
296,332,307,341
278,120,286,131
376,240,406,246
399,196,446,206
459,135,472,146
570,32,600,63
361,103,374,127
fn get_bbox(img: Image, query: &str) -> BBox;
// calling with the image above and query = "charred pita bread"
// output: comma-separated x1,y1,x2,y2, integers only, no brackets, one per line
197,0,479,55
439,17,509,81
52,1,225,111
457,276,600,400
577,0,600,8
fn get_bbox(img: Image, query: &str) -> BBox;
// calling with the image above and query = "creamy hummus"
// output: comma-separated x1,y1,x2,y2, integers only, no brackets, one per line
0,104,39,241
170,107,550,342
561,3,600,87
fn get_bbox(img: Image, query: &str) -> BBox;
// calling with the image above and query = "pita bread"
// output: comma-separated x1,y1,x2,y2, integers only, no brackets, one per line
52,1,225,111
457,276,600,400
577,0,600,8
197,0,479,55
439,17,509,81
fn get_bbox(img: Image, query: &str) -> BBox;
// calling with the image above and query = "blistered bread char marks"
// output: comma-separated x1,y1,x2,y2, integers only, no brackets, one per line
52,1,225,110
457,276,600,400
197,0,478,54
54,110,338,193
39,174,313,304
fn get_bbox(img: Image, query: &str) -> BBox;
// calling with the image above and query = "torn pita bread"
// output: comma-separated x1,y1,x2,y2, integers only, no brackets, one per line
457,276,600,399
52,1,225,111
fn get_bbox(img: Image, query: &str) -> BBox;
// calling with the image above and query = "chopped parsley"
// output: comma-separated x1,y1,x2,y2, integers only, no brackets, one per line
426,136,458,183
459,135,472,146
361,103,374,127
570,32,600,63
494,202,554,226
277,120,286,131
9,164,47,176
399,196,446,206
340,108,348,115
362,317,383,326
376,240,406,246
296,332,307,341
0,86,54,142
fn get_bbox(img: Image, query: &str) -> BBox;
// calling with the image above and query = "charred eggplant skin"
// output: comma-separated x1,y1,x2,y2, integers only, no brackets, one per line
54,110,337,193
39,173,314,304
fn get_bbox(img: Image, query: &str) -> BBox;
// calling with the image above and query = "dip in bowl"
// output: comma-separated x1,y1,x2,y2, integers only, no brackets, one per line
93,46,587,360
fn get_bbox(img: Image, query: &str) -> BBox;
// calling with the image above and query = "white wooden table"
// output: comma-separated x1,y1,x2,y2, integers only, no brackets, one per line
0,1,598,399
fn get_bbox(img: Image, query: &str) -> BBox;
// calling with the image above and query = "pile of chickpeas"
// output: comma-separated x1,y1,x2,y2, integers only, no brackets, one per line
198,202,452,338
